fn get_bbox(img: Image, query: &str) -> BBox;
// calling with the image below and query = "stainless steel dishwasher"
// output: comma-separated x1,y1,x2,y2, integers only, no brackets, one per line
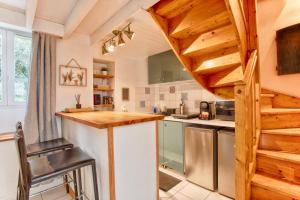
218,128,235,199
185,127,217,191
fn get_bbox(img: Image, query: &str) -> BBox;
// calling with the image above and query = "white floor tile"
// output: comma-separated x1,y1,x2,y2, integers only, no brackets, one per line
179,182,211,200
169,192,193,200
160,189,174,199
204,192,233,200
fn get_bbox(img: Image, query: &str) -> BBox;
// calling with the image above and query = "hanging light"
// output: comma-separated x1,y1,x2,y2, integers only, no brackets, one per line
123,24,135,40
118,33,125,46
102,44,109,55
106,39,116,53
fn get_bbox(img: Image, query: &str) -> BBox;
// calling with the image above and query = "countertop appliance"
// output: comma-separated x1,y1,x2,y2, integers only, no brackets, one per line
185,127,217,190
215,100,235,121
218,128,235,198
199,101,215,120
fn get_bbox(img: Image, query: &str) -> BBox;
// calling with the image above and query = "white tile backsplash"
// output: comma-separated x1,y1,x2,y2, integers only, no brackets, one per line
135,80,220,113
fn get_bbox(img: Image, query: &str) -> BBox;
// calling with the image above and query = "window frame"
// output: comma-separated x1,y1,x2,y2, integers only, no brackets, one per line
0,28,32,107
0,29,7,106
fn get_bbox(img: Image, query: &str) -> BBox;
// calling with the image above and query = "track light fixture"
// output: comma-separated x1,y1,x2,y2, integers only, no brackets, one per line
102,44,109,55
101,23,135,55
123,25,135,40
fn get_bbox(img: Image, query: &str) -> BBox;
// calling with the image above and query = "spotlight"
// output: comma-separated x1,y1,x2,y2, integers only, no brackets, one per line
123,24,135,40
107,39,116,53
102,44,109,55
118,33,125,46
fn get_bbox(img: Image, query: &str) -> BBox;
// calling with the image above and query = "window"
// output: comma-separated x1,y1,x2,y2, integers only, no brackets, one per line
0,29,31,106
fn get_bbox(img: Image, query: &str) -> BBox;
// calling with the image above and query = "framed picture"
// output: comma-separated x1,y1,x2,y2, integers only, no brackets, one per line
59,65,87,87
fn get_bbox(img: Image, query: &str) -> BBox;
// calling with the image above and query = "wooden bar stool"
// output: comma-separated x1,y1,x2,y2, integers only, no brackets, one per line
15,123,99,200
17,122,74,193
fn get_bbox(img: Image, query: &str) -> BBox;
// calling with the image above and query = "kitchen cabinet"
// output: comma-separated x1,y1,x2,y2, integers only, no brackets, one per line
159,120,186,173
148,50,191,84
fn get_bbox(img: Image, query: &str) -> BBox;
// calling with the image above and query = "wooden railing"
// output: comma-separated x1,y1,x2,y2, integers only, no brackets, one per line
234,50,260,200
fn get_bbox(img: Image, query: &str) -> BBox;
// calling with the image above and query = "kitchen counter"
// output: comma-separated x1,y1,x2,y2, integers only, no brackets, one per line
56,111,163,200
56,111,164,129
163,116,235,128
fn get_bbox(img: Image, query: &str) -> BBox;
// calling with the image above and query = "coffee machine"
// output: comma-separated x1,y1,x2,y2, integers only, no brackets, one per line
199,101,215,120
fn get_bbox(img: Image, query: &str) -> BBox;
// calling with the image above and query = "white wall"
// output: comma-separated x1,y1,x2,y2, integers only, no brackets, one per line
0,140,19,200
93,44,149,112
258,0,300,97
56,33,94,111
0,106,26,133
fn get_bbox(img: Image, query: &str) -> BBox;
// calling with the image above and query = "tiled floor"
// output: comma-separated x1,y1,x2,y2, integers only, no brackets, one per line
30,186,72,200
159,168,232,200
29,168,232,200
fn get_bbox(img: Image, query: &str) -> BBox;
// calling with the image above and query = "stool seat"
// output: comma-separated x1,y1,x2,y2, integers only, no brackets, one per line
27,138,73,157
29,147,94,185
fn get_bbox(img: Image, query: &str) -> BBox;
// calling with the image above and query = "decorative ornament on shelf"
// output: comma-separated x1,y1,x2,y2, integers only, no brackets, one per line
75,94,81,109
101,23,135,55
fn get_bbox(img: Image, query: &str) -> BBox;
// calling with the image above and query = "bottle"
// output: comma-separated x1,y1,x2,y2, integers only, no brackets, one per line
180,99,185,115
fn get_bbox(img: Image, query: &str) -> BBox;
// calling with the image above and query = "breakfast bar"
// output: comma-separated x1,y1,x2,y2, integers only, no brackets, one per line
56,111,164,200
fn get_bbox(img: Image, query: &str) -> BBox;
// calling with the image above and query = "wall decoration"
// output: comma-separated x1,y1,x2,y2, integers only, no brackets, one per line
122,88,130,101
59,58,87,86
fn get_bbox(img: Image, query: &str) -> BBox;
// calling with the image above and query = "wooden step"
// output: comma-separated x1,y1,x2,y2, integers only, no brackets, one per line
252,174,300,200
208,65,243,88
261,93,274,109
262,89,300,108
193,52,241,74
260,129,300,153
182,25,238,57
261,108,300,129
169,0,230,39
261,93,275,98
153,0,203,19
256,150,300,184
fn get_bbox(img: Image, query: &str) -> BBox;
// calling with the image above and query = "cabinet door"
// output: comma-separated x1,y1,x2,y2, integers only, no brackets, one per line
163,121,184,173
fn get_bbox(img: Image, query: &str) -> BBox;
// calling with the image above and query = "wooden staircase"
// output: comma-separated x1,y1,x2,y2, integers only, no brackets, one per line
252,90,300,200
148,0,248,99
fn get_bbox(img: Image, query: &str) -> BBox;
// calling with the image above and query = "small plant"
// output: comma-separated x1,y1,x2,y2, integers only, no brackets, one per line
75,94,81,109
101,67,108,75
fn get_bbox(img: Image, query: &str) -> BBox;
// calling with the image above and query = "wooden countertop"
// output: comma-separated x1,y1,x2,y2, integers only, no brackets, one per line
56,111,164,129
0,132,15,142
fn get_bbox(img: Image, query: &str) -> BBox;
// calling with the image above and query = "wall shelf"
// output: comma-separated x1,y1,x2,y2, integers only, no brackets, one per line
93,74,114,79
94,104,113,108
94,88,114,92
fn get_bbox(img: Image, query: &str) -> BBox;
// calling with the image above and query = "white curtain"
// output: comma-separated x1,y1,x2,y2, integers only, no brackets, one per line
24,32,58,144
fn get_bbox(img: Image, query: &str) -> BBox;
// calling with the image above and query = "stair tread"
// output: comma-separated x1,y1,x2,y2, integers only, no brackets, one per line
262,128,300,136
261,93,275,98
209,65,243,87
182,25,237,57
252,174,300,198
257,150,300,164
261,108,300,114
193,52,241,74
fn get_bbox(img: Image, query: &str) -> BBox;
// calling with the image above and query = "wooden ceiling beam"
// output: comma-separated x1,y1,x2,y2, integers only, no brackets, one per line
64,0,98,38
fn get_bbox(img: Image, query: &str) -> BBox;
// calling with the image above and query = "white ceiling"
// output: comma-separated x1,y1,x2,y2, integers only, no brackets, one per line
75,0,130,34
0,0,26,10
35,0,78,25
100,9,170,59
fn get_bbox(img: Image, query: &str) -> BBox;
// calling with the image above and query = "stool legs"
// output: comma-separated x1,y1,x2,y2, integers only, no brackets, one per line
78,169,83,200
64,174,70,194
91,162,99,200
73,170,79,199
